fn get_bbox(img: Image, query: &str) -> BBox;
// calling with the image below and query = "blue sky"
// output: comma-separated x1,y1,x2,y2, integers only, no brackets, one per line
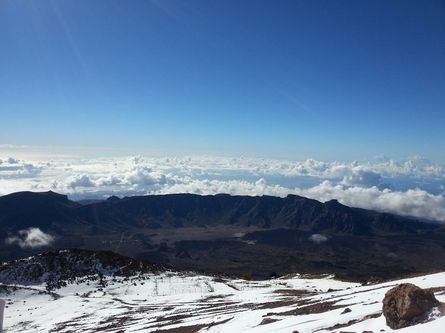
1,0,444,161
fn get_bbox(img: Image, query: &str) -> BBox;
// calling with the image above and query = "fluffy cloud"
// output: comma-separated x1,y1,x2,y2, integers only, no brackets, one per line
341,169,382,187
123,166,167,188
309,234,328,244
0,153,445,222
5,157,19,164
68,174,96,188
0,158,41,178
296,182,445,222
6,228,55,249
158,177,287,197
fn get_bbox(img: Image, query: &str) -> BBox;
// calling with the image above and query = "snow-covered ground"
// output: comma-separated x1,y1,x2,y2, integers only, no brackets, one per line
2,271,445,332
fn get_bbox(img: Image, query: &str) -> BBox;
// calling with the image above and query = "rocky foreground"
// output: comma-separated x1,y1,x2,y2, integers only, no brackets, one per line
1,250,445,332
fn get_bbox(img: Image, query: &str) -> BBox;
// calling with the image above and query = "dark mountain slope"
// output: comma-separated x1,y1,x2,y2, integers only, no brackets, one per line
0,191,80,233
1,191,444,281
0,191,437,235
4,191,429,235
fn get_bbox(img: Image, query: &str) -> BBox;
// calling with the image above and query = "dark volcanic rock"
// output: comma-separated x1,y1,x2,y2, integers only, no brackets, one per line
382,283,439,329
0,249,163,286
341,307,352,314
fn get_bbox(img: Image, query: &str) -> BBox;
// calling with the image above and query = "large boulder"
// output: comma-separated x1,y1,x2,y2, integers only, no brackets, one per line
382,283,439,329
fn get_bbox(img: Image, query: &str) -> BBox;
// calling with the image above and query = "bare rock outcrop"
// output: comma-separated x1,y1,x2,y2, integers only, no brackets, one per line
382,283,439,329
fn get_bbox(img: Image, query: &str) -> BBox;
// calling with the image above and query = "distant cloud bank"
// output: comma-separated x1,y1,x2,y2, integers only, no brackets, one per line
0,154,445,222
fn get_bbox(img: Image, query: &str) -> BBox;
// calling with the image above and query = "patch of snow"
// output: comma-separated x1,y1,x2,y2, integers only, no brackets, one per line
2,271,445,332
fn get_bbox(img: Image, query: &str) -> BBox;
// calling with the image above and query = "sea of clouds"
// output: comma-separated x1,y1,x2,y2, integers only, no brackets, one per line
0,153,444,222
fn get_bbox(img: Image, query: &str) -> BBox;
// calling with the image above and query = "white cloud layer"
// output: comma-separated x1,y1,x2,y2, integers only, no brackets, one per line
1,153,445,222
6,228,55,249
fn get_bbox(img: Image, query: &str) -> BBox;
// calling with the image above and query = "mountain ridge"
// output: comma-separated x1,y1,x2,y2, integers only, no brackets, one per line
1,190,445,281
0,190,439,235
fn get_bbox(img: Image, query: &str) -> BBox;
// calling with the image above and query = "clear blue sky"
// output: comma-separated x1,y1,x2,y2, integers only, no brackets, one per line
1,0,444,161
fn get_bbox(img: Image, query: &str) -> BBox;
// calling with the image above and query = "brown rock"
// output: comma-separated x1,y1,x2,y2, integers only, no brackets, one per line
382,283,439,329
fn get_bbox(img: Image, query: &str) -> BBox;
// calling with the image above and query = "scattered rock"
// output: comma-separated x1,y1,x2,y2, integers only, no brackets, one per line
259,318,279,325
341,307,352,314
0,249,164,290
382,283,439,329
